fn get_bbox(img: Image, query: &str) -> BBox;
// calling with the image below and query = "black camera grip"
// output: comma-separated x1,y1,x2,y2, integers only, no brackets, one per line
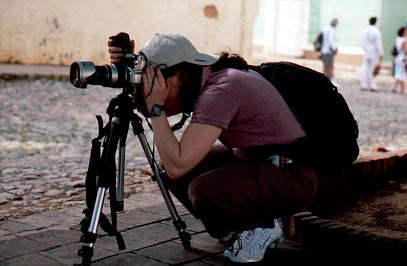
110,32,132,54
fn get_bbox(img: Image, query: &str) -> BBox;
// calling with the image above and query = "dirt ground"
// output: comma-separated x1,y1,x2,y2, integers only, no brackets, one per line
320,176,407,240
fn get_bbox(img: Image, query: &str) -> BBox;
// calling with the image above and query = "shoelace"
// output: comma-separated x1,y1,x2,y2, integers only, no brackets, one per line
227,233,242,256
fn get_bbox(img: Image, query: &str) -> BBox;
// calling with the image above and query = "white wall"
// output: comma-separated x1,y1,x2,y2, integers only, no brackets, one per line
0,0,259,65
254,0,310,57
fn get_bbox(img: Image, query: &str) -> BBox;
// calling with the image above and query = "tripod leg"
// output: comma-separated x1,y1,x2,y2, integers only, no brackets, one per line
78,187,106,265
116,142,125,212
88,187,107,233
117,112,130,213
137,133,191,249
79,112,125,264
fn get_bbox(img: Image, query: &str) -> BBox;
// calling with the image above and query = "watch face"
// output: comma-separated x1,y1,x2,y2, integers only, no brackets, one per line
150,104,164,116
153,105,161,113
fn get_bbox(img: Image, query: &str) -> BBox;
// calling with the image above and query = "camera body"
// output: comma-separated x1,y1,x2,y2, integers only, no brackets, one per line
69,33,146,96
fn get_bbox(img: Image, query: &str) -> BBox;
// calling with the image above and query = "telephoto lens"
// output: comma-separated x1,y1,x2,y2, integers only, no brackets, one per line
70,61,125,88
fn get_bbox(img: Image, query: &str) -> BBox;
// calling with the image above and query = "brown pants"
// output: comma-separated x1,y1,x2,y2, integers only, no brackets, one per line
167,144,318,238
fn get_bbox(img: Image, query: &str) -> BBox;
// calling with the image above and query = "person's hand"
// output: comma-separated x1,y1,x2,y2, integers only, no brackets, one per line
107,38,135,64
142,66,169,112
373,64,381,76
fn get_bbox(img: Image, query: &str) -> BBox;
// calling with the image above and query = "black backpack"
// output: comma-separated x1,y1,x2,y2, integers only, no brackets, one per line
313,32,324,52
249,61,359,173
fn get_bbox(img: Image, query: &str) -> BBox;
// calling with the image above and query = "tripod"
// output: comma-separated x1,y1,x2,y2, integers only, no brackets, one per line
78,90,191,265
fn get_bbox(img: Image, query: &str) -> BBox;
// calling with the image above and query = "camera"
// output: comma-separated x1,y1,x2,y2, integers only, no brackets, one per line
70,53,146,94
69,33,146,96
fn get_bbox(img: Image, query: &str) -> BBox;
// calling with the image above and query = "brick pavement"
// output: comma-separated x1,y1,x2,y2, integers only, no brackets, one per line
0,188,310,265
1,61,406,265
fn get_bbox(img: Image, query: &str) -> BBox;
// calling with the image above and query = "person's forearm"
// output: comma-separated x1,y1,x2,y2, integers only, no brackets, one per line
150,113,185,180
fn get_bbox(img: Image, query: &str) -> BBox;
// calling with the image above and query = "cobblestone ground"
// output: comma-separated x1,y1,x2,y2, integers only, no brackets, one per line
1,63,407,220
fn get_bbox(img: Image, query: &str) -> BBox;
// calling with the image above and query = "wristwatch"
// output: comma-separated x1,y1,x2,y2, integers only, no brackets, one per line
147,104,165,117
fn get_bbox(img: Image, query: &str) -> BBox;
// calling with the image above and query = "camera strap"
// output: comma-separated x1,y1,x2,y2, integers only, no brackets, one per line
145,111,190,132
171,112,191,131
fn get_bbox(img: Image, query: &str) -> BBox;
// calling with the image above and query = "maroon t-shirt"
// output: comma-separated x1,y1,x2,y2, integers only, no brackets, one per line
191,68,305,149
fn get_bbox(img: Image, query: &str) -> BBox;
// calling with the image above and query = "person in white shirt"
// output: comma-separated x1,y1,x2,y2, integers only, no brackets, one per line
360,17,384,92
320,18,339,86
392,26,407,94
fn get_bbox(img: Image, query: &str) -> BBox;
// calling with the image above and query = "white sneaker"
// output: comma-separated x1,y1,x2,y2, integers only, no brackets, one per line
223,219,284,263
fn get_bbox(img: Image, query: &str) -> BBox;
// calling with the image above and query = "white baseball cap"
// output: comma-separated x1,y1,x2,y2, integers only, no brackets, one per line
139,33,219,68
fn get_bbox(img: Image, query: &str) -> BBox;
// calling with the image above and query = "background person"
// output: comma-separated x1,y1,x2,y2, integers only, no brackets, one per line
360,17,383,92
320,18,339,87
392,26,407,94
109,32,319,263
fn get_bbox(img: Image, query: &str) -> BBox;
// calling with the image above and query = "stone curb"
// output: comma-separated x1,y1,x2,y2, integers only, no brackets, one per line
289,211,407,262
284,150,407,262
311,149,407,211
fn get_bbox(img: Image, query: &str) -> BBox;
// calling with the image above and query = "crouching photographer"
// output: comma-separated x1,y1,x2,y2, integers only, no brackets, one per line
108,32,319,263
